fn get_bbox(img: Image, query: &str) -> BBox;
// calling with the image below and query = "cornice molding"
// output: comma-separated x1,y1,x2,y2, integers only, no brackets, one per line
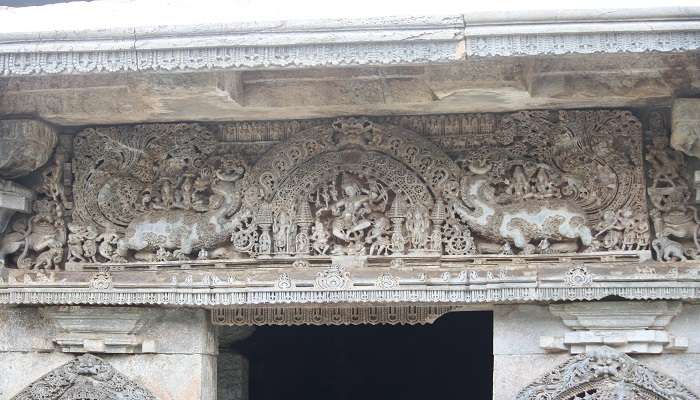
0,259,699,307
0,8,699,75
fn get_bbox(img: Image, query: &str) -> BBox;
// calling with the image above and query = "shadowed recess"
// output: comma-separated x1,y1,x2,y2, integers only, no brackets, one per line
231,311,493,400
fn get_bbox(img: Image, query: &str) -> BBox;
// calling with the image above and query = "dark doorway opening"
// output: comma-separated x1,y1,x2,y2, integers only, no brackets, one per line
231,311,493,400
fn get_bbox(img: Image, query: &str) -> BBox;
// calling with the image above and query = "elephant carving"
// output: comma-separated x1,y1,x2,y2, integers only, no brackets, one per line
449,175,592,253
117,170,245,260
651,236,687,262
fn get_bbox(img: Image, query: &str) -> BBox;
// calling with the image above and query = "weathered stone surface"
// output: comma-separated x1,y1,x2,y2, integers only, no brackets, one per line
671,98,700,158
544,301,687,354
0,306,218,400
0,179,33,234
0,119,56,179
496,303,700,400
41,306,157,353
218,352,249,400
0,54,697,126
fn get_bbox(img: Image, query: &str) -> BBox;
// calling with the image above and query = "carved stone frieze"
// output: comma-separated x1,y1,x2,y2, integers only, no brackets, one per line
10,353,158,400
0,110,650,270
516,346,698,400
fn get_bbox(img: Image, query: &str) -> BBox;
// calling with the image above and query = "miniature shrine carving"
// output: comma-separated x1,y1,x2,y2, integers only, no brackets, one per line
0,110,659,269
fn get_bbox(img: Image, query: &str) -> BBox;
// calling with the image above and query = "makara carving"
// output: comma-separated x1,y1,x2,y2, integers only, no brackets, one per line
0,111,652,269
10,353,157,400
516,346,698,400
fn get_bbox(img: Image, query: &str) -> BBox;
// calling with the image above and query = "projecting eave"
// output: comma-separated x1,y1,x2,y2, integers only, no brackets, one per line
0,6,699,76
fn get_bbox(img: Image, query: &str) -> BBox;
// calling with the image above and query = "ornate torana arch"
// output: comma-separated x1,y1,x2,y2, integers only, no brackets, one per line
244,117,463,208
11,354,159,400
516,347,698,400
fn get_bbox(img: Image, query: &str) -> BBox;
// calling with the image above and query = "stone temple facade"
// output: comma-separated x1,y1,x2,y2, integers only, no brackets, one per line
1,3,700,399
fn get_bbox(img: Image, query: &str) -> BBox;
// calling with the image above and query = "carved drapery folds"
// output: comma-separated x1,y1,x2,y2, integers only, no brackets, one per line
10,353,157,400
0,110,656,269
516,347,698,400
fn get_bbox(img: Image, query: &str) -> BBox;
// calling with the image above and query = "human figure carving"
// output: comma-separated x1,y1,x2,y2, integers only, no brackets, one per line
310,217,330,255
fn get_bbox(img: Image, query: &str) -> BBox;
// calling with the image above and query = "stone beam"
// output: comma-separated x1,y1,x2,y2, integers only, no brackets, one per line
1,53,697,126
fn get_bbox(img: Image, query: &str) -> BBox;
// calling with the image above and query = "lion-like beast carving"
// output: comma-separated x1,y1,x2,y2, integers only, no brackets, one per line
117,171,244,260
449,174,592,253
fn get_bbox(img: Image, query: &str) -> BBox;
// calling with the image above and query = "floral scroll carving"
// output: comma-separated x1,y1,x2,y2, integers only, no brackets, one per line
0,111,651,268
10,353,158,400
516,346,698,400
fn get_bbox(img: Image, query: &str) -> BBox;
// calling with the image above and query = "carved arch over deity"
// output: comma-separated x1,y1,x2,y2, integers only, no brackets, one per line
515,347,698,400
10,354,159,400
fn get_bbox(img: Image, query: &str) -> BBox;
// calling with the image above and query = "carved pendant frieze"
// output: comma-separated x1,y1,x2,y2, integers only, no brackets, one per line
0,110,653,270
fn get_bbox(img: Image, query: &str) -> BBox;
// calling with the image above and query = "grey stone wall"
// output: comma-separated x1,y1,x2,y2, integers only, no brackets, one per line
0,306,218,400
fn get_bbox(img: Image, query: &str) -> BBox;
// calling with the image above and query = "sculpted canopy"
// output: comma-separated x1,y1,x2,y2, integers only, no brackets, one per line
2,110,680,269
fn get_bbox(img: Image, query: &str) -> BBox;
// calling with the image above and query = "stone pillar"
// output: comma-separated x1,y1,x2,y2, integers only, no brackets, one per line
492,305,571,400
493,301,700,400
0,306,218,400
218,352,249,400
218,326,254,400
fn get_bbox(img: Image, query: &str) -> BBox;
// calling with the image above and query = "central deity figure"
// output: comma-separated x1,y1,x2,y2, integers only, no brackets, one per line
311,173,390,255
330,175,373,243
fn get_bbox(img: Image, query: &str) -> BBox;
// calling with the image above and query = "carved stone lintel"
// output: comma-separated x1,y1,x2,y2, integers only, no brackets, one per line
40,306,157,353
541,301,687,354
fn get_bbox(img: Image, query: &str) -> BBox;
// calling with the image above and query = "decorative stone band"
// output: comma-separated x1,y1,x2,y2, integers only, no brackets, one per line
0,260,698,307
0,10,699,75
466,30,700,57
212,305,461,326
0,16,465,76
